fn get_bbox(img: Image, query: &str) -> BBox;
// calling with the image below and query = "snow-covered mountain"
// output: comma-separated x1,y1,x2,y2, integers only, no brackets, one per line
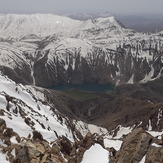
0,13,163,162
0,13,127,40
0,14,162,87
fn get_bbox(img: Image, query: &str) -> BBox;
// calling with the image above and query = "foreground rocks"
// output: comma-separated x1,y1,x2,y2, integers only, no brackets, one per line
0,122,105,163
115,128,153,163
0,125,163,163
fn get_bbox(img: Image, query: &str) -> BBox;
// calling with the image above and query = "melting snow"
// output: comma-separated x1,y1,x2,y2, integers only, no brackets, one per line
104,139,122,151
148,119,152,131
127,74,134,84
0,150,9,163
88,124,108,135
140,66,154,83
147,131,163,138
113,126,133,139
151,143,162,148
139,155,146,163
81,143,109,163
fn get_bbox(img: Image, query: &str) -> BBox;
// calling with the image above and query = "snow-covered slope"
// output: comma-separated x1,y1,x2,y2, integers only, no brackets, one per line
0,73,108,142
0,14,82,39
0,14,129,40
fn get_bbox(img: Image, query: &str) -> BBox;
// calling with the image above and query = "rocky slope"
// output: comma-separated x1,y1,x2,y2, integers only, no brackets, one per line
0,14,162,87
0,72,162,163
0,73,113,162
27,84,163,134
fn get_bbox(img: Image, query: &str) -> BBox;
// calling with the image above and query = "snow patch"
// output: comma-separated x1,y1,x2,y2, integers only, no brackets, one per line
104,139,122,151
127,74,134,84
151,143,162,148
139,155,146,163
81,143,109,163
0,150,9,163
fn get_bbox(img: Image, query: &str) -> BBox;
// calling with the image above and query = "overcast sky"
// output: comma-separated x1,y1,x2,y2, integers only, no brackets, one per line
0,0,163,15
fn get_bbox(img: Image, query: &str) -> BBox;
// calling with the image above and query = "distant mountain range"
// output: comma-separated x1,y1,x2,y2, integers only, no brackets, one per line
65,12,163,32
0,14,162,87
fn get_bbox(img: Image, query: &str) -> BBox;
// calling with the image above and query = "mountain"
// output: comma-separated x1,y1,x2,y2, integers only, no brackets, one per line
0,14,162,87
64,11,112,21
0,14,163,162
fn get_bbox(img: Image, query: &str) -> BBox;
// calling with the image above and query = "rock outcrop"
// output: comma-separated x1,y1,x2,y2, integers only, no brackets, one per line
115,128,153,163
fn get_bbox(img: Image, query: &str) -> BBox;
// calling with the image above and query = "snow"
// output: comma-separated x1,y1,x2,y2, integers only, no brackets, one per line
26,86,45,102
1,114,33,138
113,126,133,139
151,143,162,148
0,95,7,109
0,150,9,163
11,149,16,158
127,74,134,84
139,155,146,163
0,140,7,147
0,74,76,142
116,79,120,86
88,124,108,135
45,38,94,58
0,14,81,38
74,121,108,137
104,139,122,151
157,109,162,127
140,66,154,83
10,136,18,144
147,131,163,138
148,119,152,131
81,143,109,163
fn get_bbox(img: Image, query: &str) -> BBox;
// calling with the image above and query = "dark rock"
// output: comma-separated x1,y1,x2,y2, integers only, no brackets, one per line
15,146,29,163
145,146,163,163
59,136,73,155
115,128,153,163
32,131,44,141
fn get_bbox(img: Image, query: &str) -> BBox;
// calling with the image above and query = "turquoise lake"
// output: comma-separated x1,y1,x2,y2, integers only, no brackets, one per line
49,83,115,92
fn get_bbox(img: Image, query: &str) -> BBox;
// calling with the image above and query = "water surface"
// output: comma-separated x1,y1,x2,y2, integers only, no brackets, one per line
50,83,115,93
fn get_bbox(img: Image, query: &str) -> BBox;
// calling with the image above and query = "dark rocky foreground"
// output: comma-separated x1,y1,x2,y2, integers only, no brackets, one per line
0,119,162,163
112,128,163,163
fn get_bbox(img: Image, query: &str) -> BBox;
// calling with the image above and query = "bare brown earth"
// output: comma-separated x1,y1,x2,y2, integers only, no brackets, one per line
37,77,163,132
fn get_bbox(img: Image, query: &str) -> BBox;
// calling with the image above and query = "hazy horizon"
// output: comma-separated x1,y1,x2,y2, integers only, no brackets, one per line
0,0,163,16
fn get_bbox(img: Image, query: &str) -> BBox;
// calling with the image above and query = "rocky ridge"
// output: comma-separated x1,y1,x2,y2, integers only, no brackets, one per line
0,71,162,162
